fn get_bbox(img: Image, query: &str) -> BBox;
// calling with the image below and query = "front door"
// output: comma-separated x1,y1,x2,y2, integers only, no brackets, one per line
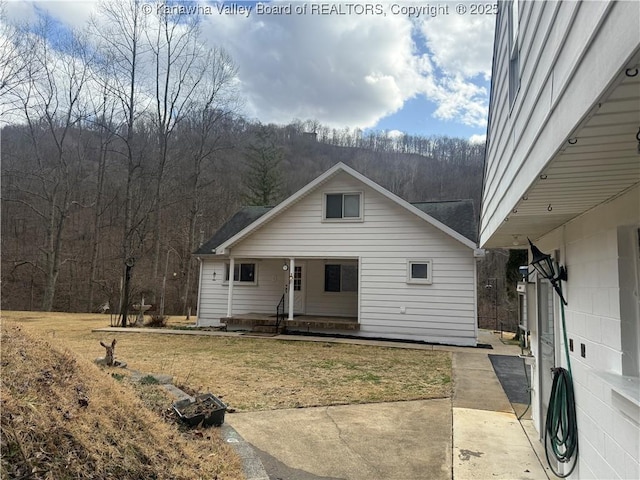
293,263,306,315
284,262,306,316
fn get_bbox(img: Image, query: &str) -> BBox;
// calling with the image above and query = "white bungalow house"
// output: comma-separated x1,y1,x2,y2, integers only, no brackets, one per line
195,162,483,347
481,0,639,478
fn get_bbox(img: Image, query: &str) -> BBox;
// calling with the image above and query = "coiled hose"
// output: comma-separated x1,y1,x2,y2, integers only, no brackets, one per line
544,367,578,477
544,296,578,478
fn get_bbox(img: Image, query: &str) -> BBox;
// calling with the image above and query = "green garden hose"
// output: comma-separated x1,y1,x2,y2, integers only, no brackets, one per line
544,298,578,478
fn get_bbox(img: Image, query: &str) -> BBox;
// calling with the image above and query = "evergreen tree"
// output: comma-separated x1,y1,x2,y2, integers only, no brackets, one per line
242,125,283,206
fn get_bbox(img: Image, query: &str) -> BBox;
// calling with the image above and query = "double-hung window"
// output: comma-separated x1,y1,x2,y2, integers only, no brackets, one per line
324,193,362,220
225,262,257,284
324,264,358,292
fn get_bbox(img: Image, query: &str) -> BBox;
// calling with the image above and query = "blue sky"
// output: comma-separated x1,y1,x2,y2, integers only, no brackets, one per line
3,0,496,141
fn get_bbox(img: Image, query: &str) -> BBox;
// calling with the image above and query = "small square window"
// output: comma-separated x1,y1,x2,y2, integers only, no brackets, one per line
411,263,429,279
407,260,432,284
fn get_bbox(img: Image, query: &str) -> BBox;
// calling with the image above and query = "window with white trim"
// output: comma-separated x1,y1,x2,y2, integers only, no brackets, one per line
324,264,358,292
225,262,257,284
407,260,433,284
507,0,521,106
324,193,362,220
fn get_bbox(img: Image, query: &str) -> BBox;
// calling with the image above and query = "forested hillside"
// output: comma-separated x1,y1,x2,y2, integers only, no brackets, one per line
1,120,485,315
1,1,520,330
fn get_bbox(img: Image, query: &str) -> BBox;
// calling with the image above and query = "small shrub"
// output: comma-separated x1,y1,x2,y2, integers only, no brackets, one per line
140,375,160,385
111,372,125,381
145,314,167,328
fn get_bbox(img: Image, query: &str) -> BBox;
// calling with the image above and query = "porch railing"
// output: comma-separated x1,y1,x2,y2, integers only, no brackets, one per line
275,294,285,333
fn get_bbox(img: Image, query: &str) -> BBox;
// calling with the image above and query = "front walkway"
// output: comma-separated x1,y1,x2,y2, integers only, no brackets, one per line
452,330,551,479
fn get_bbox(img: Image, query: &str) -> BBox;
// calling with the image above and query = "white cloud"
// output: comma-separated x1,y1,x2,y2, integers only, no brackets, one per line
419,9,495,81
201,5,431,129
469,134,486,144
3,0,495,134
386,129,405,139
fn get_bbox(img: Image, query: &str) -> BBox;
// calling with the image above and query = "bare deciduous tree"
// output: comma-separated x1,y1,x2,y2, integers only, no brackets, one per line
146,11,208,303
4,18,92,311
90,0,151,325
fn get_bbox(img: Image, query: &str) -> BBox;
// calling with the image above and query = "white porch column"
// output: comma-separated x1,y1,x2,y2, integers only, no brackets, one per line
226,257,234,318
288,257,295,320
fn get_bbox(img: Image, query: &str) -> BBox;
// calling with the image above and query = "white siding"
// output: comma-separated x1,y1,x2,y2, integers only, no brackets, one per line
481,0,639,245
225,172,477,346
197,259,286,325
529,186,639,480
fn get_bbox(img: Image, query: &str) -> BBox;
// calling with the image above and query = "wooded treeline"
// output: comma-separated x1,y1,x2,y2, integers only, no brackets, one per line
1,1,521,327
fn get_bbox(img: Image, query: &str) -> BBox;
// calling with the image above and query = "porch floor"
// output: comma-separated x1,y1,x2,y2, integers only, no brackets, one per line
222,313,359,333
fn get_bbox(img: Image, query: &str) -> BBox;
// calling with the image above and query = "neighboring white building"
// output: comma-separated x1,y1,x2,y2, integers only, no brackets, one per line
195,162,482,347
481,1,639,478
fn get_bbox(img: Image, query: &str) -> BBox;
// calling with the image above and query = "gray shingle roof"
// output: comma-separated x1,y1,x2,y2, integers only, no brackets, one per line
195,199,477,255
194,206,273,255
410,200,477,243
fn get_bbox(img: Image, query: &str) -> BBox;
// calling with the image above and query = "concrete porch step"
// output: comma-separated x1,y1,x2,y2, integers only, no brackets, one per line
222,314,359,333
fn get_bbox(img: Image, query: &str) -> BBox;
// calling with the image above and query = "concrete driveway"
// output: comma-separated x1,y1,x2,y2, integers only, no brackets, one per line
224,330,550,480
226,399,452,480
98,325,549,479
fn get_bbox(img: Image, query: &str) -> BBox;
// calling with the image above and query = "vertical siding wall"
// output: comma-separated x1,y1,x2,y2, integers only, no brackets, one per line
481,0,639,245
223,172,477,346
533,186,639,479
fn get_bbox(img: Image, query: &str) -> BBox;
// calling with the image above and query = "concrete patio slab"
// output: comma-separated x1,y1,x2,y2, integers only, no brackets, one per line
453,408,548,480
225,398,452,480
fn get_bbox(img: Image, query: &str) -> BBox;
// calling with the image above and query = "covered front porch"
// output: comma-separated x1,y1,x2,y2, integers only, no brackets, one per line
221,257,359,333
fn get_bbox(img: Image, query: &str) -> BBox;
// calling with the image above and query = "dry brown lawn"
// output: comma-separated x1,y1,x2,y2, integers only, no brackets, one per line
1,322,243,480
2,311,452,412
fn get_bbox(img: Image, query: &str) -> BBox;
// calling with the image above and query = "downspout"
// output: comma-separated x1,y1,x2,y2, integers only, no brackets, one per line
195,257,203,326
227,256,235,318
473,256,479,345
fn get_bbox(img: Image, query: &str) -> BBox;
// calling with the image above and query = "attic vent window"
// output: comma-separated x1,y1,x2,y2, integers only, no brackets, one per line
324,193,362,220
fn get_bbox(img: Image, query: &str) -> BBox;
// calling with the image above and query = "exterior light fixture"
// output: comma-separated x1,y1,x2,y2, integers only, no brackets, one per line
528,239,568,305
212,271,216,281
636,126,640,154
282,263,289,271
568,138,578,145
626,68,639,77
547,204,553,212
540,174,548,180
